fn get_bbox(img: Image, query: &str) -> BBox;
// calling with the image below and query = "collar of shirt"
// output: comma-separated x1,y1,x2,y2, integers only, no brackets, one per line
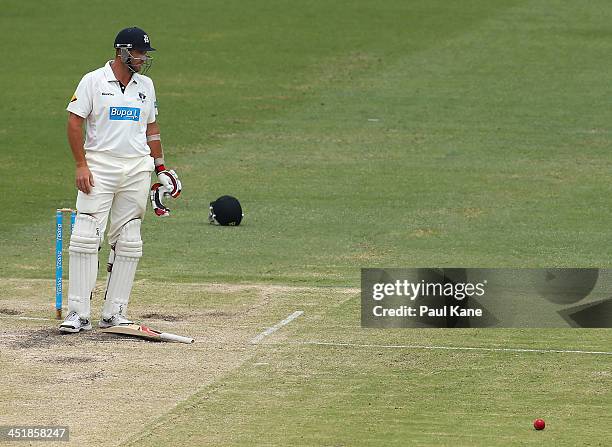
103,60,139,86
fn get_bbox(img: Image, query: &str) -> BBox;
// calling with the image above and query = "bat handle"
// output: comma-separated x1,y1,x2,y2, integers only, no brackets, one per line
160,332,195,344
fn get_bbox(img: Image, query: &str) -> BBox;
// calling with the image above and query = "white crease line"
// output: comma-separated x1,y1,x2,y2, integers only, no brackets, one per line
250,311,304,344
295,341,612,356
0,315,56,321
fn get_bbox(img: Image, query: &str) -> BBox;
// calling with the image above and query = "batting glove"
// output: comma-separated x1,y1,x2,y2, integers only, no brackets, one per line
150,183,172,217
155,164,182,198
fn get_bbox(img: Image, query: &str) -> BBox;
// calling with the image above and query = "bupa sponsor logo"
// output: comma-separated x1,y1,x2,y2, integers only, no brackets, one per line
109,107,140,121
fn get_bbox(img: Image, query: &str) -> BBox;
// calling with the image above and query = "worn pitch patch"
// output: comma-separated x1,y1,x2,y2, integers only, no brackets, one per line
0,278,353,445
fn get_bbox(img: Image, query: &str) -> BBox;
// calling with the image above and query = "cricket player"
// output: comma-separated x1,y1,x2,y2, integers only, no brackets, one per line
60,27,181,332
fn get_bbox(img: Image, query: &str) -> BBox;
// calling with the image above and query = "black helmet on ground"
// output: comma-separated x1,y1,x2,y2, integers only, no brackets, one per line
209,196,243,226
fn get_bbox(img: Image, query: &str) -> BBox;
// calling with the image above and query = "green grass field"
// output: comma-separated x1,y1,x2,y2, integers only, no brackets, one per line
1,0,611,445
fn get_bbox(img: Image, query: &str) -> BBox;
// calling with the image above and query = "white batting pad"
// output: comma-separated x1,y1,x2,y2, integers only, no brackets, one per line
68,214,100,319
102,219,143,319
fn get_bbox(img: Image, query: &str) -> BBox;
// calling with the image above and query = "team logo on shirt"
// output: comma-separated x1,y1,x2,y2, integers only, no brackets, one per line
138,92,147,103
109,107,141,121
70,95,77,102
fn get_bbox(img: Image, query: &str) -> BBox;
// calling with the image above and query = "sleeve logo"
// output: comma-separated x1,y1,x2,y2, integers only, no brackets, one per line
70,95,77,103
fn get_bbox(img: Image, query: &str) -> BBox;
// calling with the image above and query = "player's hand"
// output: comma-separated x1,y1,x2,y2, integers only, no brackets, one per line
150,183,172,217
155,165,181,198
76,165,95,194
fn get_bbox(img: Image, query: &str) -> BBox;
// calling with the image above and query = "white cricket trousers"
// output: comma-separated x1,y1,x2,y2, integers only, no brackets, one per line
75,152,154,244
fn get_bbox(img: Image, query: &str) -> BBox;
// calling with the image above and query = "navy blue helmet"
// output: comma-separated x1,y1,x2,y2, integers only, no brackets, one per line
114,27,155,52
209,196,243,226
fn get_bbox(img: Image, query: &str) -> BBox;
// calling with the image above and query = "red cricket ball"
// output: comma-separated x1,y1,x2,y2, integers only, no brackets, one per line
533,419,546,430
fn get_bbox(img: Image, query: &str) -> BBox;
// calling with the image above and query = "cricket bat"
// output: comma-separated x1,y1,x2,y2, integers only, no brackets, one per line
100,324,194,344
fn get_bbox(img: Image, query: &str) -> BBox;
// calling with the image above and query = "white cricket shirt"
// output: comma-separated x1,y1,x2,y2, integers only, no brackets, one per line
67,61,158,157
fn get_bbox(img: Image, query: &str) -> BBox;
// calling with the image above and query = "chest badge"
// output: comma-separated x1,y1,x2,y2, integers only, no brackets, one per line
138,92,147,103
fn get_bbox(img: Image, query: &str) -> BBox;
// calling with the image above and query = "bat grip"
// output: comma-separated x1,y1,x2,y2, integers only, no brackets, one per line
160,332,194,344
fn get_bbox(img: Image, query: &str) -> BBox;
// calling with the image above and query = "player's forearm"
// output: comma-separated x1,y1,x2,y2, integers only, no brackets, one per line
147,139,163,161
146,122,164,166
67,121,87,167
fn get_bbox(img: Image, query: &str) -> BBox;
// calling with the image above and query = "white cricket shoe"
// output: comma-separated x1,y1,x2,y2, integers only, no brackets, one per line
59,311,92,333
98,314,133,328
